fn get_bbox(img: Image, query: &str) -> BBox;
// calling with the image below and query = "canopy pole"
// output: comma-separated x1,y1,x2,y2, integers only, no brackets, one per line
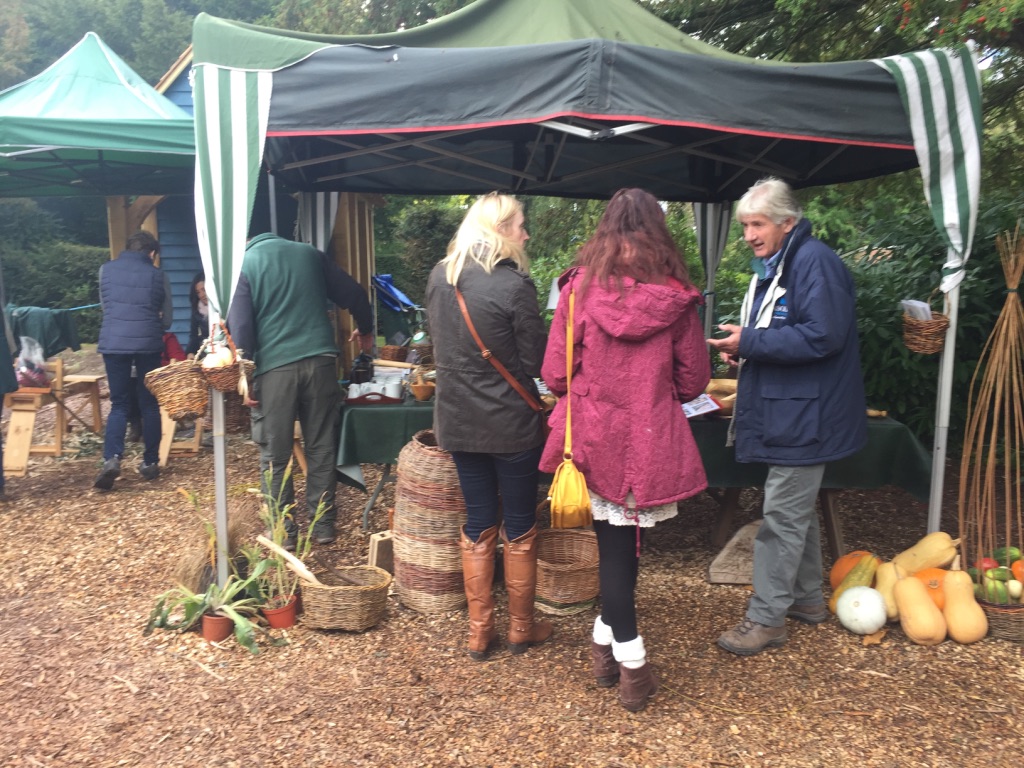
212,388,230,587
927,284,961,532
269,172,278,235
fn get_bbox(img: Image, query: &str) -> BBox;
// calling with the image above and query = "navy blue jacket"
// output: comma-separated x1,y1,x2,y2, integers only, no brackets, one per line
97,250,171,355
732,218,867,466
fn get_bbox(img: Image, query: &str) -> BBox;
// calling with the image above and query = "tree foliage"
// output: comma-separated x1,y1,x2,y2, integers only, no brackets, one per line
642,0,1024,140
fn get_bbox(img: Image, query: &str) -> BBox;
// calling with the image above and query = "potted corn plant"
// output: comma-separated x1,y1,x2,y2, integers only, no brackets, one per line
256,467,329,628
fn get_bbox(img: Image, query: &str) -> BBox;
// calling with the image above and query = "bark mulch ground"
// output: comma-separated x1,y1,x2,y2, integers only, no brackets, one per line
1,349,1021,767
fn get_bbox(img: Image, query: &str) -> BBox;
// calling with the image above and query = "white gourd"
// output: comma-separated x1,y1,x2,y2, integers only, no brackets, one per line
835,586,888,635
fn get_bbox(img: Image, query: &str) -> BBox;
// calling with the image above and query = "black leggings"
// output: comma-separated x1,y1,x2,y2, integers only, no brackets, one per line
594,519,645,643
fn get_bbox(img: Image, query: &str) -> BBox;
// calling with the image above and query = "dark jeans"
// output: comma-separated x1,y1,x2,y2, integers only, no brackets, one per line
594,519,646,643
451,446,543,542
103,353,162,464
251,357,340,527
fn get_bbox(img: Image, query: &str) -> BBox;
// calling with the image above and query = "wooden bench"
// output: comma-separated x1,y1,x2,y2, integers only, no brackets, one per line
3,359,106,476
158,407,205,467
62,373,106,433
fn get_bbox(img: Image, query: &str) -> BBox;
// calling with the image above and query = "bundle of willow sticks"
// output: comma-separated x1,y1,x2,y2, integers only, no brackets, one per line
958,223,1023,606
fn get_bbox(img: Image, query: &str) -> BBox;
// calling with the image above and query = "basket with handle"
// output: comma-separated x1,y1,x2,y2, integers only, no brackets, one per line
902,289,949,355
144,359,208,421
200,321,255,393
301,560,393,631
534,514,600,615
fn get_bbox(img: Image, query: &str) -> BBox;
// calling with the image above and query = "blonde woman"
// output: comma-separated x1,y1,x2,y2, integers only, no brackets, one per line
425,193,551,662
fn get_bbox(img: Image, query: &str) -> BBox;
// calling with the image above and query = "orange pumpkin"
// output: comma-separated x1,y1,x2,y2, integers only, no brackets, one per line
1011,559,1024,583
913,567,948,611
830,550,874,590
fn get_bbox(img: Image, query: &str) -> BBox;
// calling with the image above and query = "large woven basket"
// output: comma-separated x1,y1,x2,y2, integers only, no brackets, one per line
535,525,600,615
978,599,1024,645
144,359,208,421
300,565,392,631
393,429,467,613
902,311,949,354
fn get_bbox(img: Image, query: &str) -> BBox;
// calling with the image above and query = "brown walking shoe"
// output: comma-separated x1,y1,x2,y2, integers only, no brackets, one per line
787,602,829,624
717,618,788,656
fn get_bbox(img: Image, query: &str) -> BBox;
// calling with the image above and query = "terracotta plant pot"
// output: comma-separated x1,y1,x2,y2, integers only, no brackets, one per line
262,595,298,629
409,382,435,401
201,613,233,642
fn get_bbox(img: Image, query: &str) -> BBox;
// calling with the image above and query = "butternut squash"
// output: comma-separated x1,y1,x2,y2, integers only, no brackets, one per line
874,561,904,622
893,567,947,645
942,556,988,644
891,531,961,575
828,553,879,614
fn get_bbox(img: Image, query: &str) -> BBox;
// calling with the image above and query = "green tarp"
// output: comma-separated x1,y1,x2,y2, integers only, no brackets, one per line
0,32,195,197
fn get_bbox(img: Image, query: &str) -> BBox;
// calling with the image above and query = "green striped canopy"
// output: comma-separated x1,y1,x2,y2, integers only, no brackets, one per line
191,0,981,325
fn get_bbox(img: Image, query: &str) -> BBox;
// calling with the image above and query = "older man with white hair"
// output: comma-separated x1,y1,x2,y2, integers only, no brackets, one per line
707,177,867,656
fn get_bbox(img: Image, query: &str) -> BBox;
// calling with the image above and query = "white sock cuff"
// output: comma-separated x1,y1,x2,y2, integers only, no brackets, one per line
592,616,614,645
612,635,646,666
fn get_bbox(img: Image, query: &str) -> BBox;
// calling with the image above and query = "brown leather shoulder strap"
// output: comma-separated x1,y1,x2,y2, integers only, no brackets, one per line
454,287,543,413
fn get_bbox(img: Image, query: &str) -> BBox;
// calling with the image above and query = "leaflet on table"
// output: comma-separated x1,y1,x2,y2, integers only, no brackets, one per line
682,393,722,418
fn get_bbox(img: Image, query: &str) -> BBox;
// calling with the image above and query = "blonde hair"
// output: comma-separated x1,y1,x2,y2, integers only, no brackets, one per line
443,193,528,285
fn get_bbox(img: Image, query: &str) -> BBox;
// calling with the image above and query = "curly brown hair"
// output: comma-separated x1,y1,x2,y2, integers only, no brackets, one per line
574,188,692,296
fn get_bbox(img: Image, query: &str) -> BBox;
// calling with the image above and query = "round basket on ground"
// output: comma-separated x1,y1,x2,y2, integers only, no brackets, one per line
978,599,1024,645
144,359,208,421
902,311,950,354
392,429,467,613
300,565,392,631
535,525,600,616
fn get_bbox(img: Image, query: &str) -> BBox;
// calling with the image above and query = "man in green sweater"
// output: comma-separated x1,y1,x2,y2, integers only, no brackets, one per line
228,233,375,548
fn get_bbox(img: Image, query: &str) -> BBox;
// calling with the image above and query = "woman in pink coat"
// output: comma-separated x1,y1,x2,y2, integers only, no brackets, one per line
541,188,710,712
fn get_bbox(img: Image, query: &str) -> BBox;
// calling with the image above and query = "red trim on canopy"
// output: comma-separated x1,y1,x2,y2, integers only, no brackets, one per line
266,110,916,151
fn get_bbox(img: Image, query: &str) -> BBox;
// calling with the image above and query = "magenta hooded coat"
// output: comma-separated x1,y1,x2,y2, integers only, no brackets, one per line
540,269,710,509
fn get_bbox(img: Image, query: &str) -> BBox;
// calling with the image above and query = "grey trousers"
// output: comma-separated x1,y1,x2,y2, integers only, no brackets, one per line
251,356,340,529
747,463,827,627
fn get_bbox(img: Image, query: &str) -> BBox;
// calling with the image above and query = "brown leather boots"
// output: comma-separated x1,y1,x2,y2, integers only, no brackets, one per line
459,525,498,661
459,524,553,660
502,525,553,654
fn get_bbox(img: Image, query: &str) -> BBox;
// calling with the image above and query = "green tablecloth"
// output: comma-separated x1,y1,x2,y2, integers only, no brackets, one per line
335,400,931,503
336,398,435,467
690,416,932,501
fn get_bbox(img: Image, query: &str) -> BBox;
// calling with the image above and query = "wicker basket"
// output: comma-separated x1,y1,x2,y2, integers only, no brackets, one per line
200,321,255,392
300,565,392,631
203,355,255,394
409,342,434,366
535,526,600,615
392,429,467,613
978,599,1024,644
380,345,409,362
144,359,208,421
223,390,251,434
902,311,950,354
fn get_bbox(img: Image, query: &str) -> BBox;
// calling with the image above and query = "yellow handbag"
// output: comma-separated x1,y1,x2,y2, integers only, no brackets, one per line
548,290,592,529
